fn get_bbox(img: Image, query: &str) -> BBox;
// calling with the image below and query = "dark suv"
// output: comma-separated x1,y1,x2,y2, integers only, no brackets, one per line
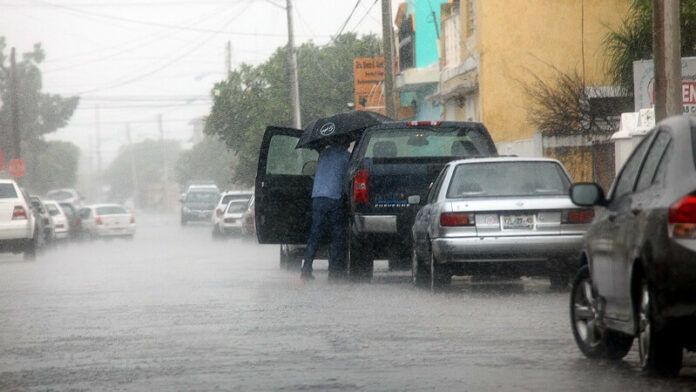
254,121,497,279
180,189,220,225
568,115,696,377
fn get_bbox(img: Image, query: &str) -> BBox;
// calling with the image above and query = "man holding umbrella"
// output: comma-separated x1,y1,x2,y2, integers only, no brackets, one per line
301,135,351,280
297,111,389,281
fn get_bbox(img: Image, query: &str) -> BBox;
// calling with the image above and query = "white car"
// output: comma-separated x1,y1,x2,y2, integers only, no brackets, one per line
80,204,136,239
43,200,69,240
215,199,248,236
0,179,38,258
211,190,253,234
46,188,83,207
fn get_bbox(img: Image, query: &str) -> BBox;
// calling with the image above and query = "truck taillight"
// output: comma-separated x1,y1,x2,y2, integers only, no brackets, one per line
130,215,135,224
562,209,594,224
668,194,696,238
440,212,475,226
12,206,27,220
407,121,441,126
95,216,103,225
352,169,370,204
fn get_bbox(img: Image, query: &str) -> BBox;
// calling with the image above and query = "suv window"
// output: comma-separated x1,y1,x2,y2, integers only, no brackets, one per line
612,135,652,200
47,190,73,200
186,192,220,203
266,135,318,175
96,206,128,215
0,183,18,199
636,131,671,192
359,127,494,159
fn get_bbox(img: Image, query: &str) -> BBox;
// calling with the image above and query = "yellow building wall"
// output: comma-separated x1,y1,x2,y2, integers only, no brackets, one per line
477,0,631,143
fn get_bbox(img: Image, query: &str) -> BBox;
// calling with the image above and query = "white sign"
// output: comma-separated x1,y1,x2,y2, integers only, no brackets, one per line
633,57,696,114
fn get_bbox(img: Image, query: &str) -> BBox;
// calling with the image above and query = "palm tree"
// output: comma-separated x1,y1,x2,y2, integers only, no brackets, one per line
604,0,696,94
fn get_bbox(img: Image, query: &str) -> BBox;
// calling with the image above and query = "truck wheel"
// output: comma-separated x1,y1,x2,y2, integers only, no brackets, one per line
570,265,633,360
281,244,302,271
638,279,683,376
24,232,38,261
430,251,451,292
412,249,430,288
348,233,373,282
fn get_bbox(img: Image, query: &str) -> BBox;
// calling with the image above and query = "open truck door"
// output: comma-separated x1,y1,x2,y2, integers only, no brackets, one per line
255,126,319,244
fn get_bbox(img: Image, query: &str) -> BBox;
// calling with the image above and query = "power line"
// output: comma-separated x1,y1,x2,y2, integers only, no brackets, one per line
351,0,379,32
334,0,362,38
69,2,254,95
30,0,329,38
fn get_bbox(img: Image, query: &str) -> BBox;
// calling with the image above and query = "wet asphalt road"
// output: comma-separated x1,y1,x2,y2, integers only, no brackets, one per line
1,213,695,391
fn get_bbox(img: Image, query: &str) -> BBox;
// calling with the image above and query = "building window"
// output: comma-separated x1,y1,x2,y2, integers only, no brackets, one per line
468,0,476,36
443,10,460,69
398,14,415,70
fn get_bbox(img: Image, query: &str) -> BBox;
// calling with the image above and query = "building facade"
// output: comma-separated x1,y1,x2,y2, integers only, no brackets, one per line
433,0,631,184
394,0,449,120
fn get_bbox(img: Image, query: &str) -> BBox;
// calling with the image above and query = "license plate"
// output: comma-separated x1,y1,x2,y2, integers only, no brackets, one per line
502,214,534,229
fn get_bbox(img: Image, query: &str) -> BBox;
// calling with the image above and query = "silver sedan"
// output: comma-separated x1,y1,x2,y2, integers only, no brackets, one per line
411,157,591,290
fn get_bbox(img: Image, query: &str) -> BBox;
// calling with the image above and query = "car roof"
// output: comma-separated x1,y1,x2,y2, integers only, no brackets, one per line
221,190,253,195
367,121,486,131
86,203,128,209
447,156,565,166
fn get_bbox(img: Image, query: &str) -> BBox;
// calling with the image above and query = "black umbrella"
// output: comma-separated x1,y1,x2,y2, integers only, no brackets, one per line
296,110,391,149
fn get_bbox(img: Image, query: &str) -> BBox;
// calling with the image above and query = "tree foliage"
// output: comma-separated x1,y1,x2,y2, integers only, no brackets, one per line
205,33,381,185
604,0,696,92
174,136,236,190
104,139,180,203
24,140,80,194
0,37,80,190
524,67,623,135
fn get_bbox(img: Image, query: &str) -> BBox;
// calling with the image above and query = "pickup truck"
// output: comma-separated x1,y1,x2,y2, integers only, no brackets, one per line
254,121,497,279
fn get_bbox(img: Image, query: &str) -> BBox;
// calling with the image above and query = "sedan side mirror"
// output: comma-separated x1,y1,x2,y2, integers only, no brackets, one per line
570,183,607,207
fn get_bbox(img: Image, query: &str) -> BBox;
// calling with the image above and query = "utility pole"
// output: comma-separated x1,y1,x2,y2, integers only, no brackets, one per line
381,0,397,119
94,105,102,198
286,0,302,128
158,114,168,209
225,40,232,74
10,47,21,160
126,124,140,208
653,0,682,121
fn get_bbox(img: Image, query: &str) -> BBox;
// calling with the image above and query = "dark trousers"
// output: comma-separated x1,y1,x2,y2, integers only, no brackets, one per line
302,197,346,274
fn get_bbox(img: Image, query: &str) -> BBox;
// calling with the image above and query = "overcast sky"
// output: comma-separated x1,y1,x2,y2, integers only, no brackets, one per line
1,0,399,166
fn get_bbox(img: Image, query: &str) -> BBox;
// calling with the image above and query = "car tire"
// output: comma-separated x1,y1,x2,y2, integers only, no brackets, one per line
430,250,451,292
638,279,683,376
347,232,373,282
549,270,571,291
412,248,430,288
570,265,633,360
23,231,38,261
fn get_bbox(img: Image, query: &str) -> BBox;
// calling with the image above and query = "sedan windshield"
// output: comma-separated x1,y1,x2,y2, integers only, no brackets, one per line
45,204,61,216
447,161,571,198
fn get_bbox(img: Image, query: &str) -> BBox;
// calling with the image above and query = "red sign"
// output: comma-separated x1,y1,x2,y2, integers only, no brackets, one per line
8,159,26,178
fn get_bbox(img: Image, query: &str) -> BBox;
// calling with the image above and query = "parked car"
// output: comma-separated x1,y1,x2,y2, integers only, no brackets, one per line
254,121,498,277
43,200,69,240
411,157,590,290
79,204,136,239
0,179,39,259
214,199,248,237
212,190,253,236
58,201,83,239
46,188,83,207
30,196,55,244
568,115,696,377
241,195,256,238
180,188,220,226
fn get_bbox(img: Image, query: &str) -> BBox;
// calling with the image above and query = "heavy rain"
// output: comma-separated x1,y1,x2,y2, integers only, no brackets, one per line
1,0,696,391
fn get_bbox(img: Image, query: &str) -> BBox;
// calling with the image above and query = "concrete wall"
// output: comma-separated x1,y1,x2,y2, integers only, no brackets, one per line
477,0,630,143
